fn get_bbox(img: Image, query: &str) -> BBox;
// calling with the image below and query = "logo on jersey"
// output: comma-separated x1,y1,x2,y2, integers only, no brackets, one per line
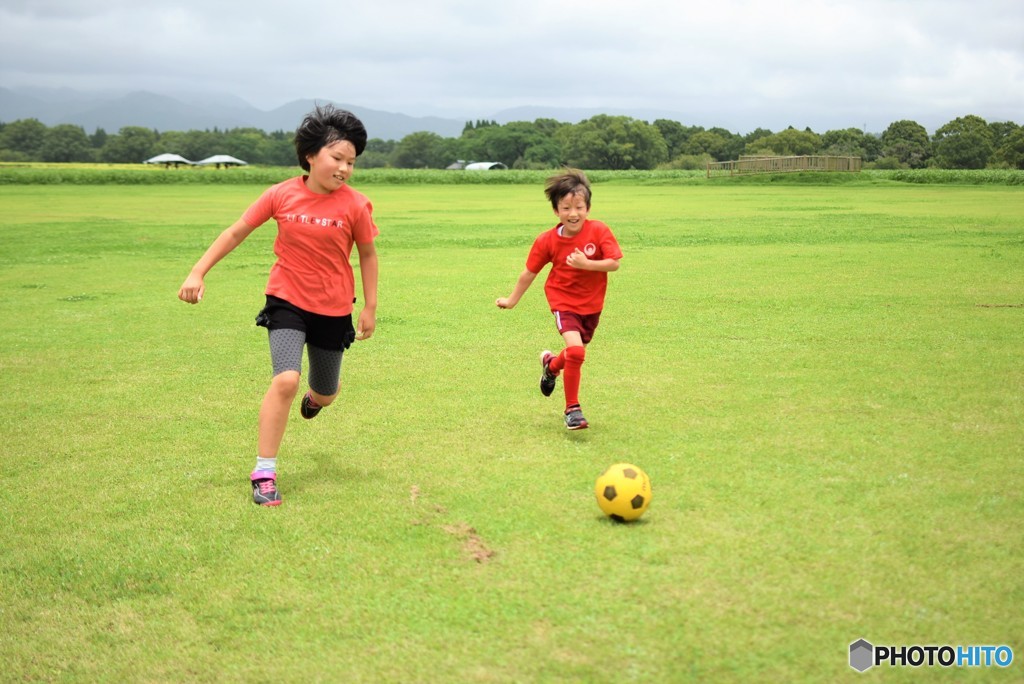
583,243,597,257
284,213,344,229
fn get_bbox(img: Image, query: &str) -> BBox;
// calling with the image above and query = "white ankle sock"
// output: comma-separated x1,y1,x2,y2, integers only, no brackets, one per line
255,457,277,474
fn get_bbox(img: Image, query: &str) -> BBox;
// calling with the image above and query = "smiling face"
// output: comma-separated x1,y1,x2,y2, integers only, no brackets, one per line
554,191,590,234
304,140,358,194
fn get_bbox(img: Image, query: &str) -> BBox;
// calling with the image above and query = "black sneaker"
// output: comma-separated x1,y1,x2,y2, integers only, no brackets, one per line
540,350,557,397
564,407,589,430
300,391,322,419
251,471,282,506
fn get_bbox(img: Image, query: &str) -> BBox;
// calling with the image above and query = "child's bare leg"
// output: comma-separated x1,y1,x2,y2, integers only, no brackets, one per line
258,370,300,457
561,330,584,349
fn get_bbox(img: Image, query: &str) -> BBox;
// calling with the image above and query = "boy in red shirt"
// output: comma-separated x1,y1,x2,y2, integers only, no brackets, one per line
178,104,379,506
497,168,622,430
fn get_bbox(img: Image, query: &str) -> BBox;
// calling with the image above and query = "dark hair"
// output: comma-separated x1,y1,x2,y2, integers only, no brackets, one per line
294,104,368,171
544,167,592,210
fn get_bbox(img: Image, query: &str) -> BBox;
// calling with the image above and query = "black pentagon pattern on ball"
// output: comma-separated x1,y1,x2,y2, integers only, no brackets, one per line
603,485,617,501
630,494,645,510
610,514,626,523
622,468,637,479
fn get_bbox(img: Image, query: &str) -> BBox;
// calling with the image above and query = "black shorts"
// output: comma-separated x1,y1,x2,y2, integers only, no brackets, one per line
255,295,355,350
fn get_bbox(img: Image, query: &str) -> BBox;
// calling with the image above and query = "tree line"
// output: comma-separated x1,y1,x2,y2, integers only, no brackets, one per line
1,113,1021,170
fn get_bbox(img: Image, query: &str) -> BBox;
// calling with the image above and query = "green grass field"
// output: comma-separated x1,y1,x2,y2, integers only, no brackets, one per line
1,179,1022,681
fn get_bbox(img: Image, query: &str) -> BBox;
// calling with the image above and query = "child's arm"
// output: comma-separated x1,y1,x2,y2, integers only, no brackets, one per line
566,248,620,272
178,218,259,304
496,269,538,309
355,241,378,340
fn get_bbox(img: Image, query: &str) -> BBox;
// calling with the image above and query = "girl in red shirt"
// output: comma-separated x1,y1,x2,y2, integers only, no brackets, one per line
497,169,622,430
179,105,379,506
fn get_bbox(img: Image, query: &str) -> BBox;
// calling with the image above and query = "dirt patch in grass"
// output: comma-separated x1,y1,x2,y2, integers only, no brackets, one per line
442,522,497,564
410,486,496,563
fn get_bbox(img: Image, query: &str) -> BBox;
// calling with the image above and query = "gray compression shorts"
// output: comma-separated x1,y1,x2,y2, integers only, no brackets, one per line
268,328,344,396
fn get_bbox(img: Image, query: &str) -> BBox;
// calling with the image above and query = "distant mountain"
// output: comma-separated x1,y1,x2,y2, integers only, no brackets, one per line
0,86,704,140
0,87,467,140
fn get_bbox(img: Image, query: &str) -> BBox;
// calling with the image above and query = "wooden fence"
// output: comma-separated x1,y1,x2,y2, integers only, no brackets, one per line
707,155,862,178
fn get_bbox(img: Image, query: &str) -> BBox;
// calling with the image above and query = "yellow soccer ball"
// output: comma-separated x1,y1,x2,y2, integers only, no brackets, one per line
594,463,652,522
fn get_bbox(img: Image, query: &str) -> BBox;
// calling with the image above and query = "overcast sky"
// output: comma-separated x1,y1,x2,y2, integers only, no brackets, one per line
1,0,1021,133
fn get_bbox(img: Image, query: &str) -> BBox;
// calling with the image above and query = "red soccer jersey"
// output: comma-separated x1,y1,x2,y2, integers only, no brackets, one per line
242,177,378,316
526,219,623,315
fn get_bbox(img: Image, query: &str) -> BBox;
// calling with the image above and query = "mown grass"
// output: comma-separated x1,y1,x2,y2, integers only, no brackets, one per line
0,181,1021,681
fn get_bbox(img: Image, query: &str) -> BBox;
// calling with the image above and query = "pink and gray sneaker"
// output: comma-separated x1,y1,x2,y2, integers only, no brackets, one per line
564,406,589,431
300,391,323,419
251,471,282,506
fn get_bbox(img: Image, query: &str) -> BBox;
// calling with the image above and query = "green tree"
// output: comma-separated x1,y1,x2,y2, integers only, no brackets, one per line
518,137,560,169
657,153,713,170
222,128,271,164
458,124,497,164
0,118,48,160
153,129,214,162
155,131,195,161
438,137,463,169
101,126,159,163
988,121,1018,149
933,115,994,169
89,128,108,150
459,120,560,168
988,121,1020,168
40,124,94,162
880,120,931,168
184,130,222,162
653,119,689,159
995,126,1024,169
736,127,774,160
392,131,449,168
682,130,730,159
357,138,396,169
531,118,564,139
743,127,773,144
265,130,297,167
821,128,881,161
862,133,883,162
366,138,396,155
557,115,668,170
463,119,499,135
707,127,745,161
745,127,821,156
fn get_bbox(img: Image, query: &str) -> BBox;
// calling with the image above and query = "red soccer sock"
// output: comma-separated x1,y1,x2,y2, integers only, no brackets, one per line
548,350,564,375
561,346,586,410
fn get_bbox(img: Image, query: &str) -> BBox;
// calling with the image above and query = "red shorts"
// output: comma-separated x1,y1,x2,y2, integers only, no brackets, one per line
553,310,602,344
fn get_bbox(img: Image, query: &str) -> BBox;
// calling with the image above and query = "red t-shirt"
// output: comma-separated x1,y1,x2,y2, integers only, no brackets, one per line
242,177,378,316
526,219,623,314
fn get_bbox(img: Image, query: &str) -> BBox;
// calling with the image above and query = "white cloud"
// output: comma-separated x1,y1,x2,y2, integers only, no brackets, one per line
0,0,1020,132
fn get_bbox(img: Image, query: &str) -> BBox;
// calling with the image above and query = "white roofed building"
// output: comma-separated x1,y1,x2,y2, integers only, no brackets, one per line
464,161,508,170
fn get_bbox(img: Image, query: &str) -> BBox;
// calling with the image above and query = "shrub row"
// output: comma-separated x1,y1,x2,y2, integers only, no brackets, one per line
869,169,1024,185
0,165,1021,186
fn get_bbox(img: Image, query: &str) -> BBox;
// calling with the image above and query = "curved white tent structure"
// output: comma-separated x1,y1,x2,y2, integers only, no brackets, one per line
195,155,248,167
465,161,508,170
144,153,193,165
